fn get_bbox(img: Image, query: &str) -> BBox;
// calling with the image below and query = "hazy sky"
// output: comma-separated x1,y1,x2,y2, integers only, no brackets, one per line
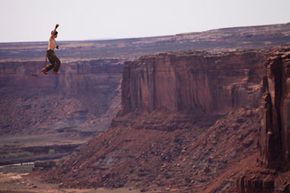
0,0,290,42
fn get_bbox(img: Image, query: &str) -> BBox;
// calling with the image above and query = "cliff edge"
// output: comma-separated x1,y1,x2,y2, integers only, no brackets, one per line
237,48,290,193
45,49,269,193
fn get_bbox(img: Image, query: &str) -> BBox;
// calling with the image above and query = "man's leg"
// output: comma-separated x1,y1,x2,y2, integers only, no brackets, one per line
53,56,61,73
42,51,55,74
42,63,54,75
42,63,54,72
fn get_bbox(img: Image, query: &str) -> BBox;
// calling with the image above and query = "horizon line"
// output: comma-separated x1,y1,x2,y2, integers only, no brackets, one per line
1,21,289,44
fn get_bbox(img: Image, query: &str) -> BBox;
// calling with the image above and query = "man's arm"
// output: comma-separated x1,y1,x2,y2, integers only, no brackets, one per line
53,24,59,49
54,24,59,32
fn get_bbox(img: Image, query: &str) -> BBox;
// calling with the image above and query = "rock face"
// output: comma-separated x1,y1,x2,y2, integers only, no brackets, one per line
2,23,290,192
121,50,266,115
237,48,290,193
0,59,123,136
260,49,290,170
237,169,276,193
46,49,268,192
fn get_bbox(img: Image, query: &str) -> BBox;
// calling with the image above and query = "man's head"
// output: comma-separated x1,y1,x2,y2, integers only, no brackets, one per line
51,30,58,38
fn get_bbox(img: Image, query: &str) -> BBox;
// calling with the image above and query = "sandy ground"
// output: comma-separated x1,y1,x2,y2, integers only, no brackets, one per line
0,172,147,193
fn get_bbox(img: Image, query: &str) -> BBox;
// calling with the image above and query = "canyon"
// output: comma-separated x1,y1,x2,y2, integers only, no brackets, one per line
45,49,268,193
0,58,123,165
1,23,290,193
2,23,289,166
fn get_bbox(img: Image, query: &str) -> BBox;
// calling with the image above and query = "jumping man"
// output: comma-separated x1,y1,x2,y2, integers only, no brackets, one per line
41,24,61,75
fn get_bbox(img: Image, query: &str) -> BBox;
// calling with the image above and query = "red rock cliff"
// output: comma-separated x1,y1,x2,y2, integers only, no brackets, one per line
237,48,290,193
0,59,123,135
121,50,266,115
46,49,270,193
260,49,290,170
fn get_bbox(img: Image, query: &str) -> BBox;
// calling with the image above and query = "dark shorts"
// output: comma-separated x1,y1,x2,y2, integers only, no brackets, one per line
45,49,61,72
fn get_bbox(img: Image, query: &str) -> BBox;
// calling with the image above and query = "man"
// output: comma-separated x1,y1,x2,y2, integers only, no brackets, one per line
41,24,61,75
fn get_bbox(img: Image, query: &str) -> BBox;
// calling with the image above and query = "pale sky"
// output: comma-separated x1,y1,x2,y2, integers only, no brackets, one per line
0,0,289,42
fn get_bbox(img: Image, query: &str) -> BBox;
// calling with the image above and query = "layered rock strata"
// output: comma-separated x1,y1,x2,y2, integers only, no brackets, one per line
46,50,269,193
259,50,290,169
121,50,266,115
238,48,290,193
0,59,123,135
